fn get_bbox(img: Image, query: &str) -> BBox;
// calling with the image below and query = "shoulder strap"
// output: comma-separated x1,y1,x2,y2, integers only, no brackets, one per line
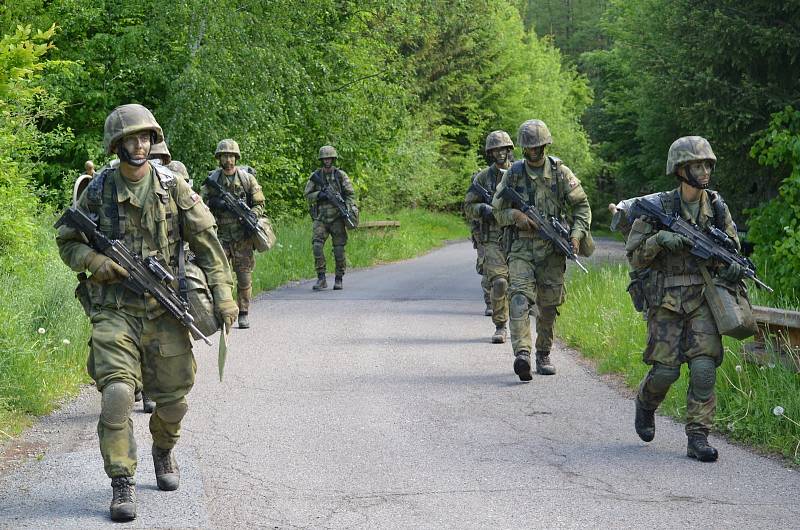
706,190,727,230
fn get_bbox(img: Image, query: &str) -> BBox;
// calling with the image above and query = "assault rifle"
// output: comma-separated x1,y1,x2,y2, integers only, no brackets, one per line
205,177,263,236
310,172,356,228
499,186,588,273
627,196,773,292
55,207,213,345
468,180,494,205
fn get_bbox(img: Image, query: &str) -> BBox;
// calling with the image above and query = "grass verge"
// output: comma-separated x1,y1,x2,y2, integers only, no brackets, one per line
0,209,468,436
557,263,800,464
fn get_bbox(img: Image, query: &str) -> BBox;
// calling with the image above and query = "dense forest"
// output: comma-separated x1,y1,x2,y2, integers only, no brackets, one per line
2,0,800,290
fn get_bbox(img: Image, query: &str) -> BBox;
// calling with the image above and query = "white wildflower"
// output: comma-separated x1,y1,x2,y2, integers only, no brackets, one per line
37,328,46,334
734,365,742,373
62,339,71,345
773,406,785,417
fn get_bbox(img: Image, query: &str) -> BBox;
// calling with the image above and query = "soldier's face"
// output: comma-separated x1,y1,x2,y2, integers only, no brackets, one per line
120,132,151,163
321,157,335,169
490,147,511,165
219,153,236,171
684,160,713,186
524,145,546,164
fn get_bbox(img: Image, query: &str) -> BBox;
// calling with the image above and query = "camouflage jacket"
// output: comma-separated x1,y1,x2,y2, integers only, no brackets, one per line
201,166,265,243
464,164,506,242
492,157,591,255
303,167,356,224
57,163,233,319
625,188,739,314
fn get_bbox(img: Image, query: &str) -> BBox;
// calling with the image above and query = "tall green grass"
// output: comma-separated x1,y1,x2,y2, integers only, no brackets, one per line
558,264,800,463
0,210,467,436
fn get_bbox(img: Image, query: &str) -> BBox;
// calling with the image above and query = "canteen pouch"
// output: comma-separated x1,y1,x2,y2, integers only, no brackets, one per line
253,217,276,253
184,260,220,337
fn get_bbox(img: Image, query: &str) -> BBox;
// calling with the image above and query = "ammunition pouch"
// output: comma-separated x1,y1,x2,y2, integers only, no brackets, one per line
641,269,665,309
184,259,220,336
626,269,648,313
699,265,756,340
75,272,103,318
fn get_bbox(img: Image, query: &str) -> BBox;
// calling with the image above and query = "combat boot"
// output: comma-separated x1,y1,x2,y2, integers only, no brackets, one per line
152,445,180,491
634,399,655,442
134,390,143,403
333,275,343,290
312,273,327,290
513,351,533,381
687,433,719,462
535,351,556,375
142,394,155,414
484,304,493,317
238,312,250,329
491,325,507,344
110,476,136,522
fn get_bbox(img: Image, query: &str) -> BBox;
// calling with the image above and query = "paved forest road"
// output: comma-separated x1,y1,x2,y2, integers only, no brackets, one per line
1,240,798,529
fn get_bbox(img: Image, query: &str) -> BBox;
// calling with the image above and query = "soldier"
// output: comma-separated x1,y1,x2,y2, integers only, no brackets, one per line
56,104,237,521
492,120,591,380
83,160,96,178
149,140,172,166
304,145,358,290
201,139,266,329
626,136,744,462
464,131,514,343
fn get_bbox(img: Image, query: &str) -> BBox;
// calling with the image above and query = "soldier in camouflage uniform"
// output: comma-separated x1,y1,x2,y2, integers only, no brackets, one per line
56,104,237,521
201,139,267,329
492,120,591,380
464,131,514,343
149,140,192,185
626,136,745,462
304,145,358,290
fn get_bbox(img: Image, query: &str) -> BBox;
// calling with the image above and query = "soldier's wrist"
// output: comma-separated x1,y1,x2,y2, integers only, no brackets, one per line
211,284,234,302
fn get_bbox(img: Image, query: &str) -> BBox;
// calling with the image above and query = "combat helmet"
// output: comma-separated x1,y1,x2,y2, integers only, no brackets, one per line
517,119,552,148
666,136,716,176
215,139,241,159
149,141,172,164
485,130,514,153
167,160,190,181
103,104,164,154
318,145,338,160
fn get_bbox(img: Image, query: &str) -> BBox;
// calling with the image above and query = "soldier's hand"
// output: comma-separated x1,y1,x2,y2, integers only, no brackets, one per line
214,298,239,334
86,252,129,284
317,190,328,201
512,209,537,231
718,261,746,282
654,230,692,252
480,204,494,220
571,238,580,254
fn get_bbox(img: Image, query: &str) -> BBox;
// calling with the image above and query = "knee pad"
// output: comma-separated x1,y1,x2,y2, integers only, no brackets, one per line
312,240,324,253
236,271,252,290
509,294,529,319
648,364,681,394
100,382,134,430
155,398,188,424
492,277,508,299
333,245,345,260
537,305,557,325
689,356,717,401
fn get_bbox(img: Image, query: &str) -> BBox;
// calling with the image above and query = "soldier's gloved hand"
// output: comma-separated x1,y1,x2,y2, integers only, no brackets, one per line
317,190,328,201
719,261,746,282
480,204,494,220
571,238,580,254
654,230,692,252
512,209,537,231
207,197,225,210
215,299,239,334
85,252,129,284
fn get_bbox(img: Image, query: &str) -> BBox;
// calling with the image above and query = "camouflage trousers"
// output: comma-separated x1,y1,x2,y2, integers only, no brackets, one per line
88,308,196,478
312,218,348,276
222,238,255,313
637,303,722,435
480,238,509,326
472,233,491,307
507,239,566,355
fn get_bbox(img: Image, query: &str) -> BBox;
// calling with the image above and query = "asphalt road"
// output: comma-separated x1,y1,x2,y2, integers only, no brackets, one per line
0,240,798,529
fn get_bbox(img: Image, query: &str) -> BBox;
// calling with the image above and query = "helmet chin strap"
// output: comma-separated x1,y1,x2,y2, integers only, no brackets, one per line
680,168,709,190
118,145,149,167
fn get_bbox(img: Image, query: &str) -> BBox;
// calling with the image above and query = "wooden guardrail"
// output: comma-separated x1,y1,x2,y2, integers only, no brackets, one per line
355,220,400,229
744,305,800,372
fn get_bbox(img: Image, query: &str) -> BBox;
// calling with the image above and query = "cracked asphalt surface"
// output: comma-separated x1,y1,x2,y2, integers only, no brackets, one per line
0,239,798,529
